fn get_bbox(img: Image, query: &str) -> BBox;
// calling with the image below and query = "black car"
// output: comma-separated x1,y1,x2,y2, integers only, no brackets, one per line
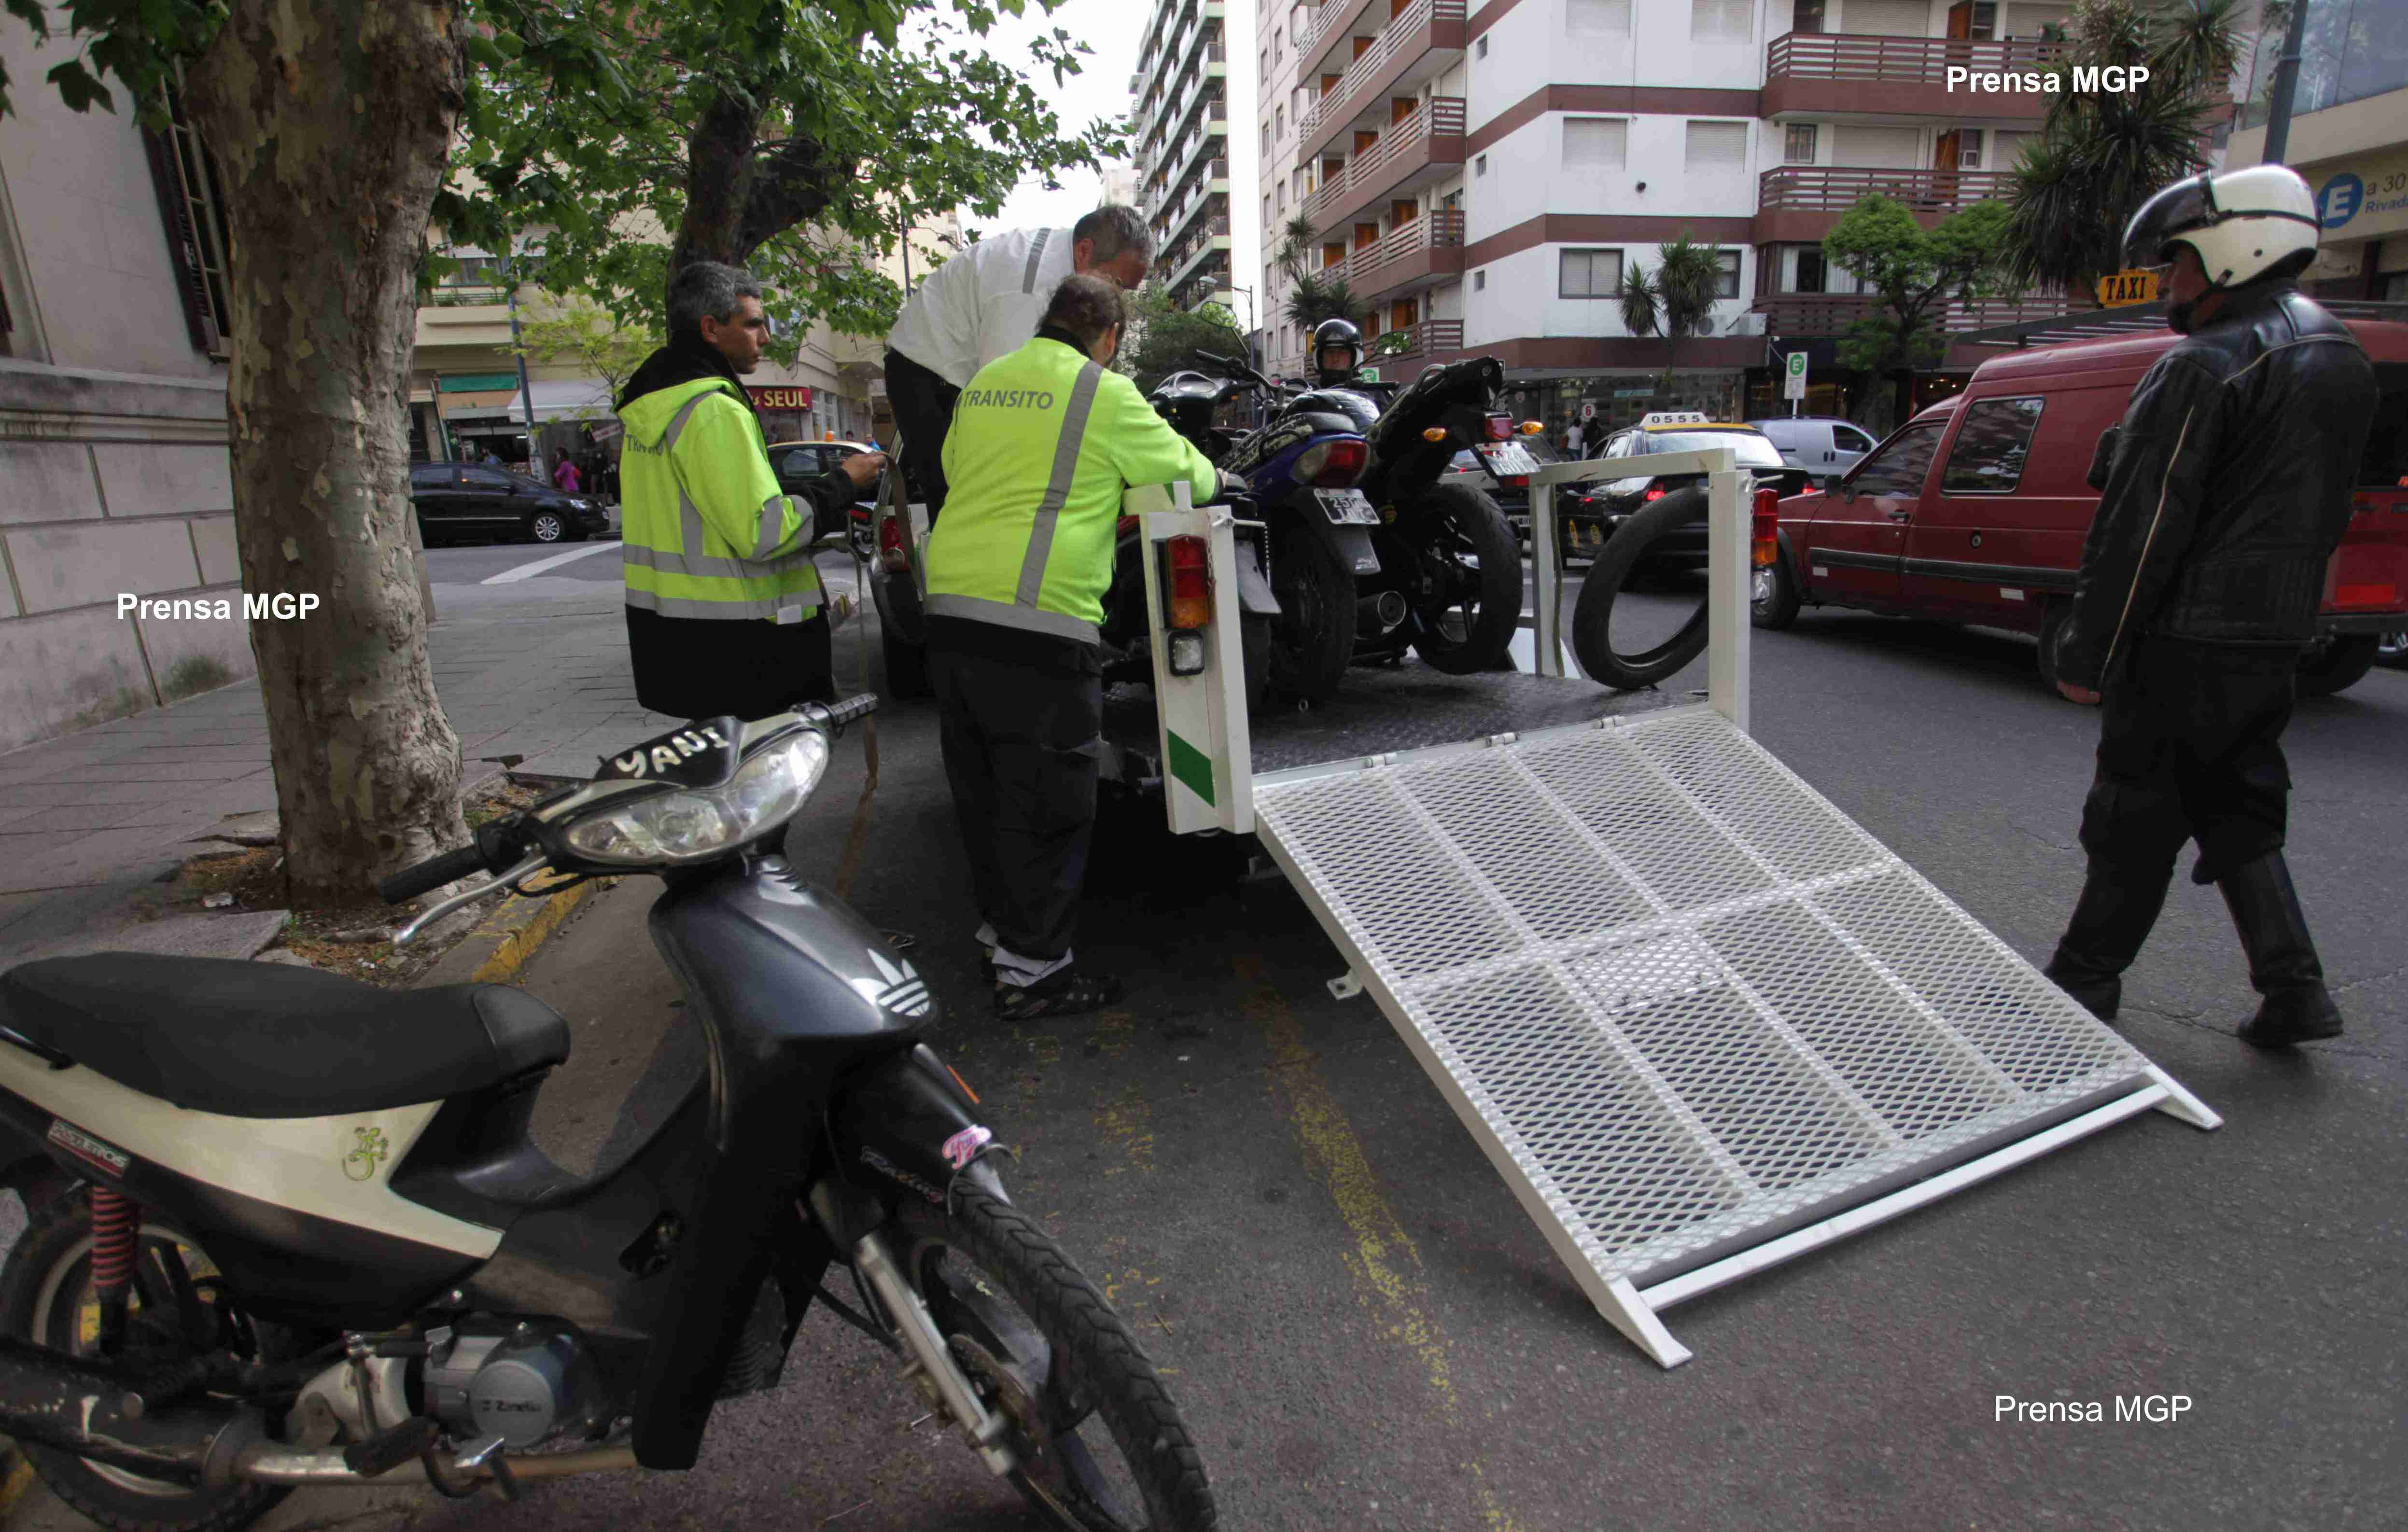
409,462,608,545
768,439,881,558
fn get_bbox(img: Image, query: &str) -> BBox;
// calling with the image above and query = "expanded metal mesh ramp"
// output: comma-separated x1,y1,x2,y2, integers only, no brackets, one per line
1252,704,2218,1367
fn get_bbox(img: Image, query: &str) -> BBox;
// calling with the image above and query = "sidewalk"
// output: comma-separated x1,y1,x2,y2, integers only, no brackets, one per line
0,559,863,963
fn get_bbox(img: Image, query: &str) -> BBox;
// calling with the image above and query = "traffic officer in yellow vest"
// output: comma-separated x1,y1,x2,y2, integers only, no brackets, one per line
617,262,885,719
923,274,1226,1020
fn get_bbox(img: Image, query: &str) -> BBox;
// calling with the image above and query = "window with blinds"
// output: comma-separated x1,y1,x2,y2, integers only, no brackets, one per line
1569,0,1633,33
1833,125,1921,167
1691,0,1750,41
144,70,234,358
1560,248,1624,299
1841,0,1927,35
1685,121,1748,171
1563,117,1629,171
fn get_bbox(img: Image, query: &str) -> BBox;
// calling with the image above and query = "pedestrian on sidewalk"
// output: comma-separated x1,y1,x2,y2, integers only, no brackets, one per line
616,261,887,721
882,205,1153,525
2043,166,2377,1049
553,455,583,495
921,274,1225,1021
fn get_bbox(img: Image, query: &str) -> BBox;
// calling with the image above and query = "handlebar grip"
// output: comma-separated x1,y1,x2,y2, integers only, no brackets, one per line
377,844,490,905
819,692,880,729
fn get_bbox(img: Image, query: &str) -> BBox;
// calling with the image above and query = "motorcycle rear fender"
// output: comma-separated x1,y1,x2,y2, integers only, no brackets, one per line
1234,536,1280,616
1288,506,1381,577
831,1045,1008,1214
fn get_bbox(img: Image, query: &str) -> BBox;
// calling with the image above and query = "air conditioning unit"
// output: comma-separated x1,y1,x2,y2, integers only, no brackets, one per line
1959,148,1983,168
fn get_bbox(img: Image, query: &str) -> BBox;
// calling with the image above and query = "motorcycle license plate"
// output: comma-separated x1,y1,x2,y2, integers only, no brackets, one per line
1479,443,1543,477
1316,489,1380,526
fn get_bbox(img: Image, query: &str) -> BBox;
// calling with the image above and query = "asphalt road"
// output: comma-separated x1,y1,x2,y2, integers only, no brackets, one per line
181,538,2397,1532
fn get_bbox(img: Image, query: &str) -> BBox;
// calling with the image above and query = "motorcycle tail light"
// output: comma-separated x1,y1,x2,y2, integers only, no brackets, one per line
1752,487,1780,568
1295,438,1368,487
1643,485,1666,501
1161,535,1212,631
1507,475,1528,488
878,515,904,555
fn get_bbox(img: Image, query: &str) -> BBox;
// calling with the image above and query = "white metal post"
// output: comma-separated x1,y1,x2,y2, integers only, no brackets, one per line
1705,466,1750,735
1530,478,1563,678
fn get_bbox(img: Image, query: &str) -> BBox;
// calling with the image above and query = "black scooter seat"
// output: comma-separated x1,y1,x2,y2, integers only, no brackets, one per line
0,953,570,1120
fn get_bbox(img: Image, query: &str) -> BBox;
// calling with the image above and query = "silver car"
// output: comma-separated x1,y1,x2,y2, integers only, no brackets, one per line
1748,416,1877,480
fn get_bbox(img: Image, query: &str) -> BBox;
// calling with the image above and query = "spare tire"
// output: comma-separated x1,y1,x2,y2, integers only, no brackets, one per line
1570,487,1709,690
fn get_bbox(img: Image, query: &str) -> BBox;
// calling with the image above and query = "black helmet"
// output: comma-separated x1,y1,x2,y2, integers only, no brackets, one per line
1313,318,1363,383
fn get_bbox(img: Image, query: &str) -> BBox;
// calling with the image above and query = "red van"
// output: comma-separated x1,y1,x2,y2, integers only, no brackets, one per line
1753,317,2408,696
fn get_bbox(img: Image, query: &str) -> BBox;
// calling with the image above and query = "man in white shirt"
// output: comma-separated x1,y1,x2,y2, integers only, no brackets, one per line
883,206,1153,523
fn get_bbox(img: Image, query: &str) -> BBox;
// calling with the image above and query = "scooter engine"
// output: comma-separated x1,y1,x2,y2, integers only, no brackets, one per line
423,1322,601,1448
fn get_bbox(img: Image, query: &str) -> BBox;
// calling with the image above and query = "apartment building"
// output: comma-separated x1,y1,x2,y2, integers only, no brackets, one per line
1259,0,2093,433
1133,0,1263,317
2227,13,2408,304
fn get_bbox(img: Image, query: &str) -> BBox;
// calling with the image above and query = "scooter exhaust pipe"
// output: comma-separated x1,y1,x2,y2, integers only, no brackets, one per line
231,1442,638,1486
0,1334,260,1487
1357,591,1408,631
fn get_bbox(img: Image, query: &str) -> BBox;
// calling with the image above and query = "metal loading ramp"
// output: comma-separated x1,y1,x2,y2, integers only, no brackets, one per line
1251,703,2219,1368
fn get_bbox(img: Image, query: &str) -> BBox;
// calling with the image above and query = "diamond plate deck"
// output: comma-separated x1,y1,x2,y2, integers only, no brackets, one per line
1252,703,2216,1366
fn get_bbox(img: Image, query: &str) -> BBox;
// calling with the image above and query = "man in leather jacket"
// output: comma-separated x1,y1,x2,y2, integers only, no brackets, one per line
2044,166,2377,1049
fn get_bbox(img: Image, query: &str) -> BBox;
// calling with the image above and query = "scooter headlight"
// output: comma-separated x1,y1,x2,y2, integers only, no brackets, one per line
563,729,831,865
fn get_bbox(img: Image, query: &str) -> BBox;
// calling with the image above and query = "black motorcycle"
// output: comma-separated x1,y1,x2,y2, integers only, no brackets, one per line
0,696,1215,1532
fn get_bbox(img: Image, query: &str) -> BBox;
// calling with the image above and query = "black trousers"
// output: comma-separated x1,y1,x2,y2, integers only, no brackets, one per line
882,348,960,525
2079,636,2300,889
626,606,834,722
927,629,1104,965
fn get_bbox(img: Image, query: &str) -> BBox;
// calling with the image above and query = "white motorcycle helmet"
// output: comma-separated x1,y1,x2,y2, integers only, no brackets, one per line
2122,166,2322,330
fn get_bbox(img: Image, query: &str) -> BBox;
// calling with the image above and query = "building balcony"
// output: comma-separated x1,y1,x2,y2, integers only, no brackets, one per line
1316,208,1464,302
1365,317,1462,363
1166,223,1234,289
1760,32,2070,120
1166,130,1230,207
1302,97,1465,234
1296,0,1466,165
1296,0,1373,81
1753,166,2016,243
1750,292,2097,338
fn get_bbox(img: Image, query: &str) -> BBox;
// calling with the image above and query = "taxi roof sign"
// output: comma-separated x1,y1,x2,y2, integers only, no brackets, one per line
1637,411,1711,428
2096,269,2162,308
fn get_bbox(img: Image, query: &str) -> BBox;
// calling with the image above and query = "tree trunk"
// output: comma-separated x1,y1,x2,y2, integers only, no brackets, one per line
669,89,759,276
186,0,470,907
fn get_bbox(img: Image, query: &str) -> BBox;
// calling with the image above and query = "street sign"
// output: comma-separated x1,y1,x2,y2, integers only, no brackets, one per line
2096,269,2161,307
1358,367,1382,382
1580,402,1597,422
1783,349,1808,401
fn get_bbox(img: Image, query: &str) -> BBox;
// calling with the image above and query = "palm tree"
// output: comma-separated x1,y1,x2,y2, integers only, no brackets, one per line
2000,0,2244,295
1285,274,1369,334
1274,213,1319,286
1618,233,1724,388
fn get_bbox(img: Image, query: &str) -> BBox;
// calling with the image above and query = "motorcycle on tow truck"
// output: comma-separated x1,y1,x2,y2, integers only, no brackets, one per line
0,695,1215,1532
1146,352,1526,701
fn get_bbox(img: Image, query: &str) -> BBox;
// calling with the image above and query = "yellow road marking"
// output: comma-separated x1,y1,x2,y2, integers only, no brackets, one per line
1236,954,1526,1532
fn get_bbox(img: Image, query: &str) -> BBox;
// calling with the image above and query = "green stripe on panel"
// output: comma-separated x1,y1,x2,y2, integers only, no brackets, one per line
1166,730,1216,808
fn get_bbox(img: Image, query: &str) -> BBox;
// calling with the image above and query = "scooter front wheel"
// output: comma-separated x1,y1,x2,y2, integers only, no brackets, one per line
892,1190,1217,1531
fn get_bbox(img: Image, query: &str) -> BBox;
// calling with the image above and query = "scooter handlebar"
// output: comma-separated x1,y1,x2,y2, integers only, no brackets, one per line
377,843,491,904
812,693,880,730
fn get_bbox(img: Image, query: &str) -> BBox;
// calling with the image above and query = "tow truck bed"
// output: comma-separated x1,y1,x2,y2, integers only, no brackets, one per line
1103,659,1675,785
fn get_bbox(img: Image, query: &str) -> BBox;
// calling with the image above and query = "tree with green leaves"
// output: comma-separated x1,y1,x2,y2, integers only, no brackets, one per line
1273,213,1318,286
1823,195,2017,430
1121,281,1249,393
441,0,1115,353
511,302,660,415
1285,274,1368,336
2,0,476,906
1617,233,1724,385
2000,0,2243,296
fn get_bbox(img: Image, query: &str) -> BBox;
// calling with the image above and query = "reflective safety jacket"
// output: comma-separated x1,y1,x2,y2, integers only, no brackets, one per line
925,337,1222,642
617,377,821,623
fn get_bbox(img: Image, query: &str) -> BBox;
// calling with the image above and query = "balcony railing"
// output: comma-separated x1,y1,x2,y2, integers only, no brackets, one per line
1758,166,2015,214
1298,0,1465,144
1764,31,2070,84
1751,292,2097,336
1166,219,1234,286
1302,97,1466,226
1318,208,1463,290
1366,318,1463,362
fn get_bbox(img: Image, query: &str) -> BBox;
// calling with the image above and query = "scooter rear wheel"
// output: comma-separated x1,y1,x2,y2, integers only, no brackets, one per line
1400,481,1524,675
0,1197,288,1532
892,1190,1216,1531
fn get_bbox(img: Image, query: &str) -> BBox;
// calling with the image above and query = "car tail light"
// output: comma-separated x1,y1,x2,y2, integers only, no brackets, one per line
1161,535,1212,635
1643,485,1666,501
1752,487,1780,569
1294,438,1367,487
2334,583,2397,609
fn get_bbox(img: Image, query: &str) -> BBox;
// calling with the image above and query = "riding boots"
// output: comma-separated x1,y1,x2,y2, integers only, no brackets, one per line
2216,851,2344,1047
2043,861,2173,1022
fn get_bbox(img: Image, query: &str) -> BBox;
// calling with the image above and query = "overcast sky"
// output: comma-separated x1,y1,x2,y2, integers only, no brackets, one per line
952,0,1149,238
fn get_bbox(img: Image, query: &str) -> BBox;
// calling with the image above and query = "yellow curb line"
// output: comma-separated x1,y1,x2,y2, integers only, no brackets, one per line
0,1452,36,1519
455,877,616,987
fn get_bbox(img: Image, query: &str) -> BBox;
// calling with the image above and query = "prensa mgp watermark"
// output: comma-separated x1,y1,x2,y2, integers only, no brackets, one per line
1950,64,2151,94
1997,1393,2193,1424
117,593,322,620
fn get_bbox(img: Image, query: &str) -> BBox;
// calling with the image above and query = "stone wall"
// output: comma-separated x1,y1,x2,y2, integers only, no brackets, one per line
0,362,244,753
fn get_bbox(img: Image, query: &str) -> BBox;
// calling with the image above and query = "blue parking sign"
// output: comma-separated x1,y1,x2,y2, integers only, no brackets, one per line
2316,173,2363,230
